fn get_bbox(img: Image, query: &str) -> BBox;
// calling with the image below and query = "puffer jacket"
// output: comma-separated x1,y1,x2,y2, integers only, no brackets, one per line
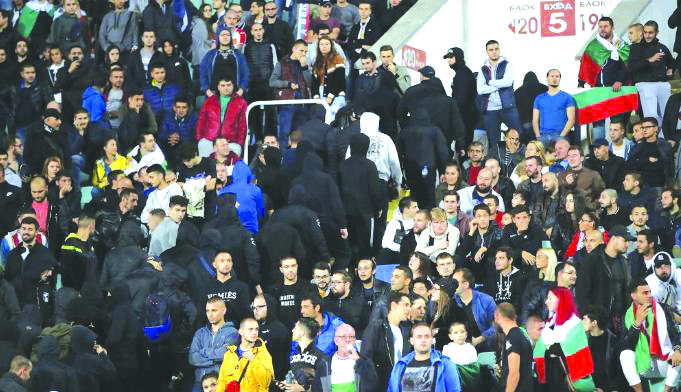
160,108,196,142
243,40,276,83
196,94,247,145
199,48,250,93
143,82,183,126
216,339,273,392
189,321,239,384
387,349,462,392
218,161,265,234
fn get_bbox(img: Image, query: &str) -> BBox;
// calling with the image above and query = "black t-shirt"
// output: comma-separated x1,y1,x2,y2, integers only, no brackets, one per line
499,327,534,392
589,333,608,389
463,301,481,338
270,280,314,330
177,158,217,182
400,359,434,392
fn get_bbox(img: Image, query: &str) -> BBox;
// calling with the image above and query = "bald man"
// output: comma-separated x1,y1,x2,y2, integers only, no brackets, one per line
457,168,507,215
329,324,378,391
598,189,629,231
25,176,67,254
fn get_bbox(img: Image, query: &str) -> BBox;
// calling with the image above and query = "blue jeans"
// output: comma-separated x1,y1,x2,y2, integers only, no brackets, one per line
71,154,85,190
482,107,522,157
539,132,563,146
278,104,304,153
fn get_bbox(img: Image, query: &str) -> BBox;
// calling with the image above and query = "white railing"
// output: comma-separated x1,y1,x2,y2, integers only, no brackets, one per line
244,99,333,162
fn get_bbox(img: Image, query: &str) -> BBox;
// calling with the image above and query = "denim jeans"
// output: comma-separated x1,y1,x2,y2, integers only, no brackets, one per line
71,154,85,190
277,104,304,153
482,107,522,157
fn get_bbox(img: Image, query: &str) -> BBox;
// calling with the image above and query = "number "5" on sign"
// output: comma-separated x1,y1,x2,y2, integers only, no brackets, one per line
540,0,576,37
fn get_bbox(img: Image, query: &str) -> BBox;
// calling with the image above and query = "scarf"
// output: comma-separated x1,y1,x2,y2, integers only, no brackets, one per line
624,301,672,374
595,32,624,62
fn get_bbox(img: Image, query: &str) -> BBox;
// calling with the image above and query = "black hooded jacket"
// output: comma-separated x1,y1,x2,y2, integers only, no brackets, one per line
257,147,286,210
256,222,307,290
367,71,401,139
289,153,347,228
6,245,57,324
67,325,116,392
104,283,141,370
98,232,147,293
448,47,478,133
339,133,382,218
514,72,548,125
186,230,221,320
203,204,261,287
258,293,290,381
399,109,449,173
300,109,339,178
160,220,201,270
34,336,80,392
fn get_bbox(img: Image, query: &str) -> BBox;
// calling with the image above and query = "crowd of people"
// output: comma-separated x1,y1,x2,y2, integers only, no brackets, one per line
2,0,681,390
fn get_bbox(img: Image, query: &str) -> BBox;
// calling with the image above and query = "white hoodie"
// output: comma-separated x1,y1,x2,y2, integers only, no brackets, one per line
346,112,402,186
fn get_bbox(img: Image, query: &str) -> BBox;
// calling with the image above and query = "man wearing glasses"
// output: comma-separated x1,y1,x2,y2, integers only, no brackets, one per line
626,117,674,196
252,294,289,384
263,0,293,58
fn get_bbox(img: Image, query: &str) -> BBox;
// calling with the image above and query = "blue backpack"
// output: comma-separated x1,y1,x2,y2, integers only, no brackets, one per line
143,292,172,342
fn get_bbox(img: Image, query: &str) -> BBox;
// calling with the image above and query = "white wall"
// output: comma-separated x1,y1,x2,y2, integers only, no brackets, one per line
396,0,677,95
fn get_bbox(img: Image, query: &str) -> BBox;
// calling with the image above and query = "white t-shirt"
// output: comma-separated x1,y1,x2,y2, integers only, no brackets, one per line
390,324,403,362
611,142,626,159
330,354,356,388
442,342,478,365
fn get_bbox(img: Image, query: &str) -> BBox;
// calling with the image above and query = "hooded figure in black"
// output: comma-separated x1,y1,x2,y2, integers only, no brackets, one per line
290,153,350,271
16,251,58,326
202,202,261,291
104,283,141,390
367,71,401,144
0,318,19,374
300,107,339,179
67,325,116,392
399,108,450,210
257,147,286,211
447,47,478,149
257,293,290,382
160,219,201,270
270,187,331,280
98,221,147,293
514,71,548,138
339,133,382,262
187,229,221,325
34,336,80,392
256,222,307,291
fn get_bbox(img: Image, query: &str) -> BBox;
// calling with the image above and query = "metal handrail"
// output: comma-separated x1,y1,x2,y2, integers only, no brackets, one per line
244,99,333,162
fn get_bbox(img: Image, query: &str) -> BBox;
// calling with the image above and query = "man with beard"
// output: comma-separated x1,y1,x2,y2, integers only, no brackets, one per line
457,168,506,216
516,155,543,216
204,249,251,325
626,204,651,254
645,251,681,316
323,271,370,337
351,258,389,308
619,171,656,214
534,172,561,235
22,176,67,254
252,294,289,382
628,230,659,282
598,189,630,231
659,187,681,251
485,157,515,211
532,69,575,144
313,262,331,299
559,145,605,210
267,256,315,330
399,209,429,266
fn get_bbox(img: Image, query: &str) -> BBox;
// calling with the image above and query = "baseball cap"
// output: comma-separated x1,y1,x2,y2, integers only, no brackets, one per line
43,108,61,121
591,138,608,148
609,226,634,241
653,251,673,267
443,47,456,59
419,65,435,78
321,0,332,6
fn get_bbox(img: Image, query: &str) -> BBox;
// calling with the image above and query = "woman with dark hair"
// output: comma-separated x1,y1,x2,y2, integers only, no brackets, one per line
563,212,608,261
92,137,132,189
430,278,468,351
534,287,595,391
435,161,467,205
407,251,431,280
191,4,215,67
312,36,346,116
160,39,193,94
550,191,586,259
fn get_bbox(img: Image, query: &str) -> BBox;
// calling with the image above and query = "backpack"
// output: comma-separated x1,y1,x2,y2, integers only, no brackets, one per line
30,323,73,362
143,291,173,342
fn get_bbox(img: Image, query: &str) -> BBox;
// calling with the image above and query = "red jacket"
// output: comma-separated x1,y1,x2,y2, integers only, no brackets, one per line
196,94,248,145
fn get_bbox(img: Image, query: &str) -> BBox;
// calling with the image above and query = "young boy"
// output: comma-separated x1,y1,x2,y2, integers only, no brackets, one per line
200,372,218,392
442,322,477,365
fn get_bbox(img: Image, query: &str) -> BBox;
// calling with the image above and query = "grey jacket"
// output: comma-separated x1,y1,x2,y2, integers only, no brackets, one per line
190,16,212,65
99,9,139,51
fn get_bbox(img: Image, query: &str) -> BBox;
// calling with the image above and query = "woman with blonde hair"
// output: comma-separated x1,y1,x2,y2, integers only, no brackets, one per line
536,248,558,281
42,156,63,184
510,140,549,185
312,36,346,116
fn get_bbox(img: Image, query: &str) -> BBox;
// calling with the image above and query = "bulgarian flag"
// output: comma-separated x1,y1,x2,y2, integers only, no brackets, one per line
534,315,595,391
579,36,630,87
573,86,639,125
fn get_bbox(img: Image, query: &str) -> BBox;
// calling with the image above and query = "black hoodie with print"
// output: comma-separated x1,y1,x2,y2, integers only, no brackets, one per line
68,325,117,392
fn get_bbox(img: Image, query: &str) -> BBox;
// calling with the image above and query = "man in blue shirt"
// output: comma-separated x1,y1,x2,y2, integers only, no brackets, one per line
532,69,576,145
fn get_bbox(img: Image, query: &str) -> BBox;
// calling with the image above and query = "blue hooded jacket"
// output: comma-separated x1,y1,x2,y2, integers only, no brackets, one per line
82,87,107,123
387,350,461,392
453,289,497,338
218,161,264,234
290,312,345,358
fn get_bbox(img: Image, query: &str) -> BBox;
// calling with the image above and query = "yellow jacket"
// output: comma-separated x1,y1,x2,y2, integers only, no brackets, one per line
92,154,132,188
216,339,274,392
